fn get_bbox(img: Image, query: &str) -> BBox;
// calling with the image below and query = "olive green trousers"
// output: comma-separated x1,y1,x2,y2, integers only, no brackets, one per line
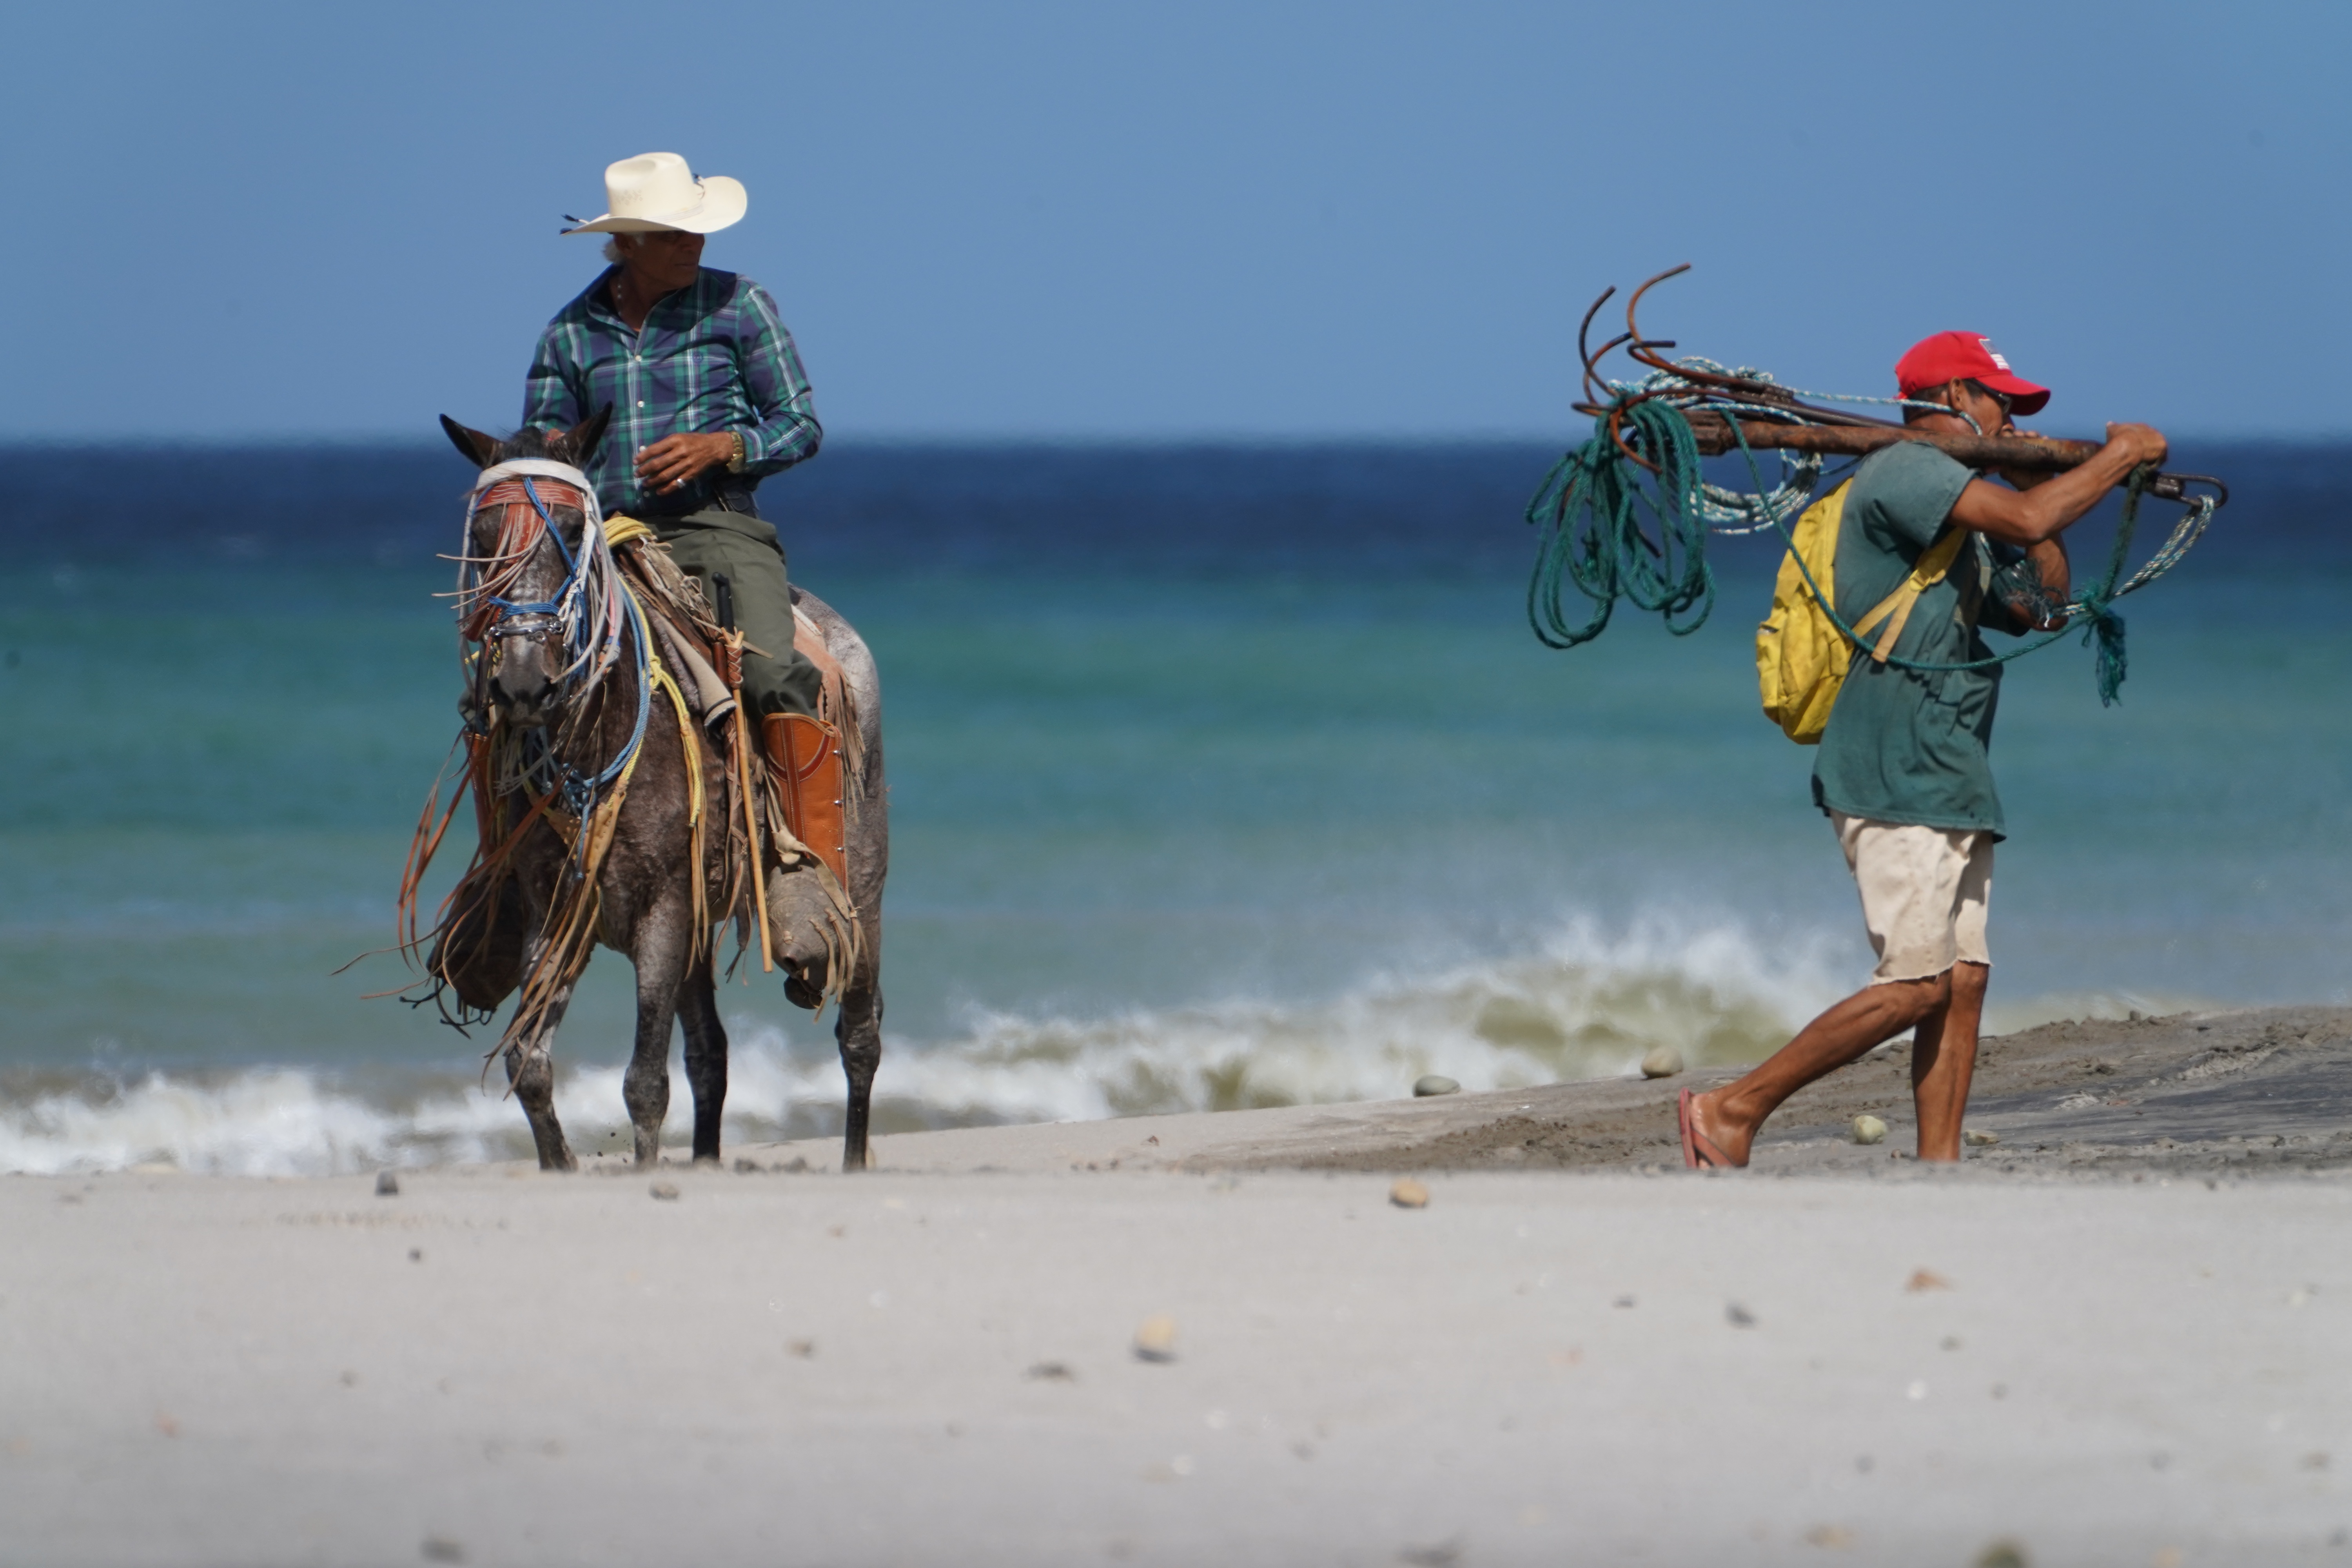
648,507,821,720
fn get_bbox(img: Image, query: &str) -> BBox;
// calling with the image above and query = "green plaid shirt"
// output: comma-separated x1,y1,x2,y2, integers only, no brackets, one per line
523,267,822,516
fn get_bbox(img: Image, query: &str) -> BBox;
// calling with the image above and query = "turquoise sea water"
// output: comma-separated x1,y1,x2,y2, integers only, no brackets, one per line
2,445,2346,1171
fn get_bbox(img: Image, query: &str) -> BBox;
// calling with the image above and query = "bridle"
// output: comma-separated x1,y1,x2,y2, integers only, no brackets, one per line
464,465,599,664
454,458,650,818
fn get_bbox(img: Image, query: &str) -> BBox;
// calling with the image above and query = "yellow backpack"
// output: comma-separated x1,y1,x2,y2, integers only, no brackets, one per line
1756,481,1969,744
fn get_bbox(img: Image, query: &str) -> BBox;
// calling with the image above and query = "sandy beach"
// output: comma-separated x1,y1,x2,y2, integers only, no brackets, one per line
5,1007,2350,1566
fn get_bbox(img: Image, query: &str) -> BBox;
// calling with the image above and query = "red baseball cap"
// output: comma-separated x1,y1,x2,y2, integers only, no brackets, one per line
1895,331,2049,417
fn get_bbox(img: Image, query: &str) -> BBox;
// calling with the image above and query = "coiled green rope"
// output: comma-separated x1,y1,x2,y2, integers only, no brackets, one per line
1527,395,2217,706
1523,399,1717,649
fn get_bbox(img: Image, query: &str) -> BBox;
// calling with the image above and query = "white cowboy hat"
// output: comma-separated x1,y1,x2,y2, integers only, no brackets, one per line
561,152,746,235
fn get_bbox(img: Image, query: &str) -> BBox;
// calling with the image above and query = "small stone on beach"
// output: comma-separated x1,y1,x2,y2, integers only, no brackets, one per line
1852,1114,1888,1146
1389,1178,1430,1209
1413,1075,1460,1098
374,1171,399,1197
649,1181,680,1201
1639,1046,1684,1079
1726,1301,1756,1328
1906,1269,1955,1292
1134,1315,1178,1363
1964,1127,2000,1147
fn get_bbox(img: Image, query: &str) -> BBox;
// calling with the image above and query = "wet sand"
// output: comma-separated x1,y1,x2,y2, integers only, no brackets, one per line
713,1003,2352,1182
5,1007,2350,1565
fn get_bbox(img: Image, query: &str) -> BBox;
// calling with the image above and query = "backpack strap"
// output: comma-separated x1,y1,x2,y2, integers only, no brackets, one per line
1849,527,1970,664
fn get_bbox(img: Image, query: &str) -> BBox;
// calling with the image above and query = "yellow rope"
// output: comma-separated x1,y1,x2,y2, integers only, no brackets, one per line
602,513,658,551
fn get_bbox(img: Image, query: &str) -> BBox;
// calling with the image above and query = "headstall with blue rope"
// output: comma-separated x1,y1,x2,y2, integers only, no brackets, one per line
454,460,651,826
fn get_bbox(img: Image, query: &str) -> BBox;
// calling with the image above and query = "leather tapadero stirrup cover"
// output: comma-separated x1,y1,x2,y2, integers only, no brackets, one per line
761,712,848,888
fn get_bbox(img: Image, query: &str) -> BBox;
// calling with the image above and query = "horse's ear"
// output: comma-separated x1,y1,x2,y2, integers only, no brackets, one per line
561,405,613,465
439,415,502,468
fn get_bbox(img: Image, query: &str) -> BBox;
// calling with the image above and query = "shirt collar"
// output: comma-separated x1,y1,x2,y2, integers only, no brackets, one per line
588,265,705,328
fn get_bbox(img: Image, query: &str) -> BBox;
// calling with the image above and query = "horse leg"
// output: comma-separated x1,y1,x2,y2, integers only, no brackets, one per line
624,913,693,1169
677,960,730,1165
504,969,579,1172
835,929,883,1172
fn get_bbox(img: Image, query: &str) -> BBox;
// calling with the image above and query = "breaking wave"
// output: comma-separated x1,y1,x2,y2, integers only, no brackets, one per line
0,916,2194,1176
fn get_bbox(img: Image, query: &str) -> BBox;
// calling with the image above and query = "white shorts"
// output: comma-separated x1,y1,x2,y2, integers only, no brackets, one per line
1832,812,1993,984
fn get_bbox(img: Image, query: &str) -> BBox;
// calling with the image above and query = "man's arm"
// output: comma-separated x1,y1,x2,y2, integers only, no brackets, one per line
1946,421,2168,544
1982,535,2071,634
633,287,825,496
731,283,822,477
1977,463,2072,634
522,323,585,431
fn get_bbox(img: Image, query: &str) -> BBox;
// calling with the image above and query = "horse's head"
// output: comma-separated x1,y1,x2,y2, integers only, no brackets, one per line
439,409,612,727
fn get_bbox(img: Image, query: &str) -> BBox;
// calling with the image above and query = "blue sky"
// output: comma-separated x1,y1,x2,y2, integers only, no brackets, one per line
6,1,2346,442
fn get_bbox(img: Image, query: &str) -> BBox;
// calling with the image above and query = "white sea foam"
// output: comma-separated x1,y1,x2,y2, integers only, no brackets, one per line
0,916,2208,1177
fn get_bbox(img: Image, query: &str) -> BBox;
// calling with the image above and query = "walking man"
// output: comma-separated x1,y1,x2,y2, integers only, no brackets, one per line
1679,332,2167,1167
524,151,849,907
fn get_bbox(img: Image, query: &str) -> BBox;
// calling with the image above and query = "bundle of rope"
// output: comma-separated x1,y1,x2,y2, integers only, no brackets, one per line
1526,267,2225,706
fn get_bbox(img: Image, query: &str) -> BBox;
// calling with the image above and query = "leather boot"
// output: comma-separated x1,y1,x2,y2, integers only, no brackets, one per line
760,712,848,889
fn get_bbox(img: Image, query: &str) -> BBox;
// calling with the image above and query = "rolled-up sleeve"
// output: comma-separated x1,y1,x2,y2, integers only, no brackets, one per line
733,283,822,477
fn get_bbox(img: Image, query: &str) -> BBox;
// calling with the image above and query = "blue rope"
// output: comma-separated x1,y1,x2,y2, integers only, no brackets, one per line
471,474,652,820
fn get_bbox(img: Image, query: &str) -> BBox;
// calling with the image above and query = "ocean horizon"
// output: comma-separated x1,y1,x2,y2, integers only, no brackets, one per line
4,438,2347,1173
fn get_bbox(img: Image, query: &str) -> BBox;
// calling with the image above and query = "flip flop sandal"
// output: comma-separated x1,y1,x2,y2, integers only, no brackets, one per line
1678,1087,1737,1170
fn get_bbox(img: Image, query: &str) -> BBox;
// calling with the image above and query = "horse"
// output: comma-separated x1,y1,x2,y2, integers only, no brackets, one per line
428,410,888,1173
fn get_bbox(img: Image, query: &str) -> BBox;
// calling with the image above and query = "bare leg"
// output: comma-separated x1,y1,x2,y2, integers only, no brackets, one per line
677,962,730,1165
624,916,691,1169
1911,960,1987,1161
1690,971,1950,1166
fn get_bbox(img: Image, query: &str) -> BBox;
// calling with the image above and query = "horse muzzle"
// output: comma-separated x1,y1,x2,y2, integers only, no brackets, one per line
487,630,561,727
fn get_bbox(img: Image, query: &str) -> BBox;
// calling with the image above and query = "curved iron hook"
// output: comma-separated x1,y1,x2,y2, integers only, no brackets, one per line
1576,286,1617,407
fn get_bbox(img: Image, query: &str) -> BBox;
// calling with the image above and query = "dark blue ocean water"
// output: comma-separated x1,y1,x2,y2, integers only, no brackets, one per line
2,441,2346,1171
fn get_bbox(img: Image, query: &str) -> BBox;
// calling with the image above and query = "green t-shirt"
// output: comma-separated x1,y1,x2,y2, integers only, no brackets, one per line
1810,441,2010,837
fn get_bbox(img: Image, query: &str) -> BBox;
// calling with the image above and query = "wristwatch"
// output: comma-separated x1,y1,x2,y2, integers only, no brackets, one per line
725,431,748,474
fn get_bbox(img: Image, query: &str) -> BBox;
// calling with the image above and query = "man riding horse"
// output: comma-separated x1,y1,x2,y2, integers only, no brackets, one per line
526,151,846,908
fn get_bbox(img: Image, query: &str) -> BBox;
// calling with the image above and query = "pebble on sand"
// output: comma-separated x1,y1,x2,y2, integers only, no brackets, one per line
1413,1075,1460,1098
649,1181,681,1201
374,1171,400,1197
1389,1178,1430,1209
1851,1114,1888,1146
1639,1046,1684,1080
1964,1127,2001,1147
1133,1316,1179,1363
